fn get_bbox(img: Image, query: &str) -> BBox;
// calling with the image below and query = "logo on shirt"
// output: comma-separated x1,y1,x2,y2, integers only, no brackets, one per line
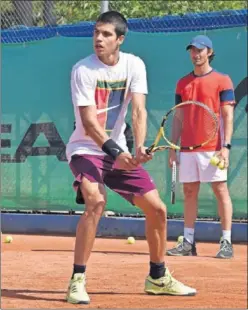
97,104,120,115
95,79,127,131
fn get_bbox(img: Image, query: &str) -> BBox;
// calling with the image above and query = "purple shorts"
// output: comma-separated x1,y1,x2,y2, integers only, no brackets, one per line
69,154,156,205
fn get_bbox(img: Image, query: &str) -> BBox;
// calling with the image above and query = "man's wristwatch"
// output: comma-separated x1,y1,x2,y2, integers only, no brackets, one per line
223,143,232,150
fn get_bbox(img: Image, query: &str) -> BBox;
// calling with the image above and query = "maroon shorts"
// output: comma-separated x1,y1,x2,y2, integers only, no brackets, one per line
69,154,156,205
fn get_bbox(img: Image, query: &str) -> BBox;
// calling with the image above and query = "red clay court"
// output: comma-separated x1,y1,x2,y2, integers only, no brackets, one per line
1,234,247,308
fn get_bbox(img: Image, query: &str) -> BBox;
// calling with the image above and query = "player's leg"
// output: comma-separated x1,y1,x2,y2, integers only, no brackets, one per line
211,181,232,233
183,182,200,242
167,153,199,256
212,181,233,258
105,166,196,296
66,155,107,304
197,152,233,258
134,190,166,267
74,177,107,266
135,190,196,295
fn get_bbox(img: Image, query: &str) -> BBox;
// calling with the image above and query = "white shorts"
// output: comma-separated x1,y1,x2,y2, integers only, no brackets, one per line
179,152,227,183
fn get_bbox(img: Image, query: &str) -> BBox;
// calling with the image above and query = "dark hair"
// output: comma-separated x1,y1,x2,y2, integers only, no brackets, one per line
208,49,215,63
96,11,128,37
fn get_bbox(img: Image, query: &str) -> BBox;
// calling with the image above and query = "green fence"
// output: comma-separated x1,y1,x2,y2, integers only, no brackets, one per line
1,26,247,218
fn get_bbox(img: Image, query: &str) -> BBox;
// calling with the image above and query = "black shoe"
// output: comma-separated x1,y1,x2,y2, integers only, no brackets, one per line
167,237,197,256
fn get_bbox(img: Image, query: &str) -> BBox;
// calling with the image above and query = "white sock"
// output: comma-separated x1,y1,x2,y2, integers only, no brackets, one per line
184,228,195,244
222,230,231,243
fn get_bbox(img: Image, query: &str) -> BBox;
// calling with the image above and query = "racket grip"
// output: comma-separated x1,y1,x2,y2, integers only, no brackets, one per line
145,147,152,155
171,161,176,204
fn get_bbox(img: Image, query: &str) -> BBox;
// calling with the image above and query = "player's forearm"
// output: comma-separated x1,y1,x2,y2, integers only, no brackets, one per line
222,113,234,144
82,119,110,147
79,106,110,147
132,107,147,150
221,106,234,144
171,116,182,144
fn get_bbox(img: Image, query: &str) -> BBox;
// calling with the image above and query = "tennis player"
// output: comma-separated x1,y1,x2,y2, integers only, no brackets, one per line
65,11,196,304
167,35,235,259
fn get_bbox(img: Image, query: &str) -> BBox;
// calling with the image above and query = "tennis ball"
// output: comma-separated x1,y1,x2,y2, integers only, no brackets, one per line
218,161,225,170
127,236,135,244
4,235,13,243
210,156,220,166
177,235,184,243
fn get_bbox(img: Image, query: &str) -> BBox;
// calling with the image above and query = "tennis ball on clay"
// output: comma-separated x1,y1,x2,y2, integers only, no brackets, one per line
177,235,184,243
210,156,220,166
4,235,13,243
218,161,225,170
127,236,135,244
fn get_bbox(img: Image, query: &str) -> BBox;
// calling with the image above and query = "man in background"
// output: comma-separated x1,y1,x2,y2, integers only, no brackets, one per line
167,35,235,259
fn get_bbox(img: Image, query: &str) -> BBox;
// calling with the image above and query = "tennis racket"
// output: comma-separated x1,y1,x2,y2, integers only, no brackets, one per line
171,161,176,204
146,100,218,205
146,100,218,153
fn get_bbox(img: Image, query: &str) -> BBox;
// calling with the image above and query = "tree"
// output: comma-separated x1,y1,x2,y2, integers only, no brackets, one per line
53,1,247,24
54,1,100,24
108,1,247,19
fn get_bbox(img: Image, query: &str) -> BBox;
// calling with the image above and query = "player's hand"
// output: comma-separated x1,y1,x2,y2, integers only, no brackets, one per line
216,147,230,169
115,152,138,170
168,149,179,168
135,146,153,164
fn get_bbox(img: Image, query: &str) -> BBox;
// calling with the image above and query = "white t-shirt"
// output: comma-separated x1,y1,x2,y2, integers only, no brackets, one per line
66,52,148,162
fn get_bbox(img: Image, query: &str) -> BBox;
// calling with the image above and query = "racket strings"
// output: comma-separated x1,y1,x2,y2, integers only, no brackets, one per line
164,102,218,148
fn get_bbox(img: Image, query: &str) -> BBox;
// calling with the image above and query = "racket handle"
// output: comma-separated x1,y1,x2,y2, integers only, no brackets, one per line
171,161,176,204
145,147,152,155
171,192,175,204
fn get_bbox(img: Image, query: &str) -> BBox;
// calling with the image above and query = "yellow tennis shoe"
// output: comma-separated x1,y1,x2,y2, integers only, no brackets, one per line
145,268,196,296
66,273,90,304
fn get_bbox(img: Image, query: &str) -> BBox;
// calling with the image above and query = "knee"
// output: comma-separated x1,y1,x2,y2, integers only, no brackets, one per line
83,192,107,217
148,202,167,225
183,184,199,198
156,205,167,220
134,190,167,224
212,182,230,200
